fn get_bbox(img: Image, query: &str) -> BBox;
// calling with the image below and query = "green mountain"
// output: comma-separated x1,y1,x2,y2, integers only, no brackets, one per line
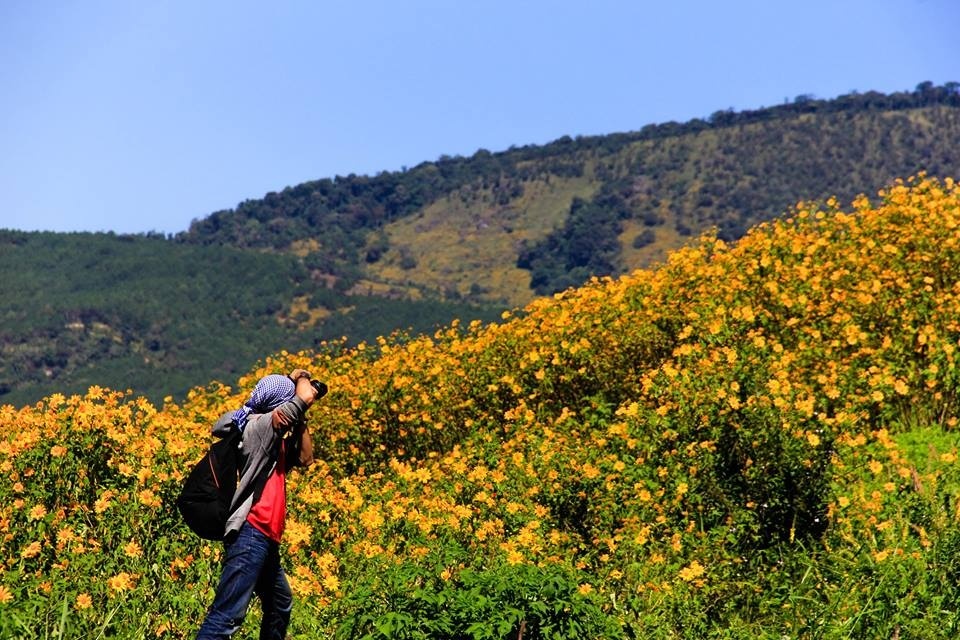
179,83,960,301
2,83,959,407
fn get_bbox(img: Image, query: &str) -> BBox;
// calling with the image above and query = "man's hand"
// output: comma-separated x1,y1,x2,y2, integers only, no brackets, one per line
289,368,311,383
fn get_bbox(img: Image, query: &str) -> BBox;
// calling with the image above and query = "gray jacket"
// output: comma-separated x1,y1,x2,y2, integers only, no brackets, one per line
211,396,310,539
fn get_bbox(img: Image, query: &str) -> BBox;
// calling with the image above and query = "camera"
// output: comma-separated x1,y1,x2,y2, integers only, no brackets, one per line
309,379,328,398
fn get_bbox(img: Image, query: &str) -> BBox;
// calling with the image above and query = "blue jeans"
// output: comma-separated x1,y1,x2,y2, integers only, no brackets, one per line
196,522,293,640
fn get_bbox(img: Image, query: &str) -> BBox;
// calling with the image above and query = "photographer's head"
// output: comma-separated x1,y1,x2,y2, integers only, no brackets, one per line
233,374,297,429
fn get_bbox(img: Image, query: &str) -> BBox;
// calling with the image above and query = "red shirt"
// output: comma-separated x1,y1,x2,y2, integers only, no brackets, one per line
246,441,286,542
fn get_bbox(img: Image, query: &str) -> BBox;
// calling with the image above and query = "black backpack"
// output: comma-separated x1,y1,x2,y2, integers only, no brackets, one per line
176,426,244,540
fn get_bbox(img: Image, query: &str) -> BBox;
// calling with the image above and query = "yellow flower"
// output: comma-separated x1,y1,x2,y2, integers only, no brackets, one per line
577,583,594,595
29,504,47,521
21,541,41,559
75,593,92,610
679,560,706,582
671,533,683,552
137,490,161,508
619,402,639,418
123,541,142,558
0,585,12,604
506,549,525,565
634,526,651,545
322,574,340,593
285,519,314,553
107,572,137,593
94,491,115,514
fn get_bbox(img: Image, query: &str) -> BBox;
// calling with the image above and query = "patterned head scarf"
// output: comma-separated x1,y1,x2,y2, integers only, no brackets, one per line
232,374,296,431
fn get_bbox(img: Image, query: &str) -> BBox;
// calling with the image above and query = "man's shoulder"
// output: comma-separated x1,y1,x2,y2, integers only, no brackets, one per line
274,396,309,425
243,411,277,437
243,397,308,437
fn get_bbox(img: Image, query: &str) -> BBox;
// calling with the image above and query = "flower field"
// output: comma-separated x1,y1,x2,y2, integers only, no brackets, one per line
4,175,960,638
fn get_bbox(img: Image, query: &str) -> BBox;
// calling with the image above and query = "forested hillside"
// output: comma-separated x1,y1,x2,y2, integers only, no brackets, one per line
3,83,958,407
180,83,960,300
0,232,503,407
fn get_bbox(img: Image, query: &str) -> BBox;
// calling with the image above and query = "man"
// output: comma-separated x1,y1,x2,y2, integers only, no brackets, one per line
196,369,324,640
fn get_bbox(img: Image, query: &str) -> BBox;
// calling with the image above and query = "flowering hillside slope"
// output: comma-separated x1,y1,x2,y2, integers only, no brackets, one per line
3,176,960,638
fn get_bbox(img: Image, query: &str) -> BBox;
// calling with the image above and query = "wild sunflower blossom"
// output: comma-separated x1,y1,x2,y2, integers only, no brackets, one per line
678,560,706,582
107,572,138,594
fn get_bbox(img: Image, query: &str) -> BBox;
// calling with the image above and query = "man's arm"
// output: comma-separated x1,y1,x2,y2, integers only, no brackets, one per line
273,375,321,469
287,422,315,470
271,396,308,430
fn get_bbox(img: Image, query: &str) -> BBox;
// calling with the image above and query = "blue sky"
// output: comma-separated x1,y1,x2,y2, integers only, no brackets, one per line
1,0,957,235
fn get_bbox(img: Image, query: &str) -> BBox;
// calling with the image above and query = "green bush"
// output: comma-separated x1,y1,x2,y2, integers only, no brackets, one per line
334,560,620,640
